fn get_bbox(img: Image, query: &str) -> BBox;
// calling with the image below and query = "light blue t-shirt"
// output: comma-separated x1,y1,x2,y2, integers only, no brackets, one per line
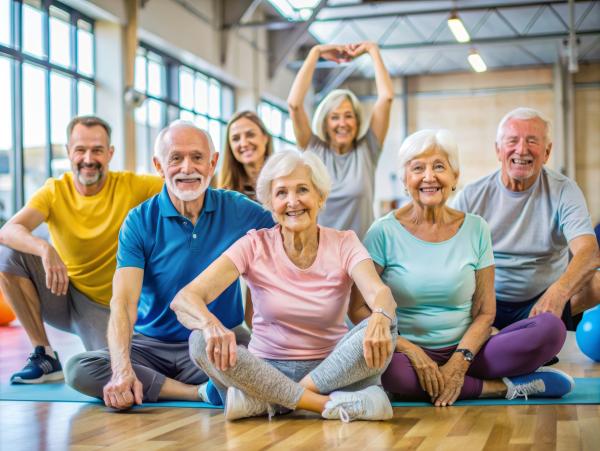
452,168,594,303
117,186,274,342
364,212,494,349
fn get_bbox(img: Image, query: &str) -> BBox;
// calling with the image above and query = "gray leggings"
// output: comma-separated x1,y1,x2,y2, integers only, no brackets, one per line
189,318,398,409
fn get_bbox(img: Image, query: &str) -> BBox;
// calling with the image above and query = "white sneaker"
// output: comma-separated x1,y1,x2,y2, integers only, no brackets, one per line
224,387,272,421
321,385,393,423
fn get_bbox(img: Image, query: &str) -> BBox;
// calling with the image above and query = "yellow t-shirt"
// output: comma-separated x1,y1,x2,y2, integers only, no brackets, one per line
27,171,163,305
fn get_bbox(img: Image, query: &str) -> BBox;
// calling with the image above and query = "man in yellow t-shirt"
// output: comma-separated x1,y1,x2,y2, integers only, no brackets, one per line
0,115,163,384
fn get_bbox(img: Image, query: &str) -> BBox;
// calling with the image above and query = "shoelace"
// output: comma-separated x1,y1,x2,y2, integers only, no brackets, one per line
335,401,364,423
508,379,544,400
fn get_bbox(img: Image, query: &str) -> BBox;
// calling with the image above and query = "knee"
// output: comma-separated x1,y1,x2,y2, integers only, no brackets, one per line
188,330,208,362
64,352,107,399
534,312,567,352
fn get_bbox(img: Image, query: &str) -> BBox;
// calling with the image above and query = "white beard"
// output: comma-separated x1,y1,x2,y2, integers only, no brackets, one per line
165,173,210,201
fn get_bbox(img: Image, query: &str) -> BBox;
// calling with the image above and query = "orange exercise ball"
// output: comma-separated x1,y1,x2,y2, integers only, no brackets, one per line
0,291,16,326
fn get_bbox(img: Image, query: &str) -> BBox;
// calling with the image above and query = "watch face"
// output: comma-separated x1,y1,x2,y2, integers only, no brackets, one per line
457,349,473,361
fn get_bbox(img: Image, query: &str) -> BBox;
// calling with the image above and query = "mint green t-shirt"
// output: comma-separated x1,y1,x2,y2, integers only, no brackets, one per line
364,212,494,349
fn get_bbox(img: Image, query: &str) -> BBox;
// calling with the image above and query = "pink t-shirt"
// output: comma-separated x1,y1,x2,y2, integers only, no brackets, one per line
224,225,371,360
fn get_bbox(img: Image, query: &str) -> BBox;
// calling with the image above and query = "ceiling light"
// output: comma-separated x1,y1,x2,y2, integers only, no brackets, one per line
269,0,320,21
468,50,487,73
447,12,470,43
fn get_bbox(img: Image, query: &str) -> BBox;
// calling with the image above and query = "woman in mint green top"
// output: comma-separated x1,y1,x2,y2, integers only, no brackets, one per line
360,129,572,406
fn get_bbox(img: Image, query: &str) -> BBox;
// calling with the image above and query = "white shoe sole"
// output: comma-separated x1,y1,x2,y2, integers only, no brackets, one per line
11,371,64,384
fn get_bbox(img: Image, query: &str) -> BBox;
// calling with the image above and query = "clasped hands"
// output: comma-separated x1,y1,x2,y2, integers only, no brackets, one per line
315,41,378,64
404,345,468,407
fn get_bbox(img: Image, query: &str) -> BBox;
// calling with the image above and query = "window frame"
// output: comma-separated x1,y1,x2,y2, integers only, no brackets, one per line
0,0,96,213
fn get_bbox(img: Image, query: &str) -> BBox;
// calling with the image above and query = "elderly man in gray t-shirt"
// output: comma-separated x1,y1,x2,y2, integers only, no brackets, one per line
453,107,600,330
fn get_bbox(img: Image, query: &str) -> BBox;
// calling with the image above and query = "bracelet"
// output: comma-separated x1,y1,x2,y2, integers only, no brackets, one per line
372,308,395,323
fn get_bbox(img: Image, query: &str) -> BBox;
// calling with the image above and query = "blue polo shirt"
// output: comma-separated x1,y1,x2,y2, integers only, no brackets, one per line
117,186,275,342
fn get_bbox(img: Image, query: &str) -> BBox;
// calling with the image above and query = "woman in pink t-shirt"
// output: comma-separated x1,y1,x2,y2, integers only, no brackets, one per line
171,150,397,422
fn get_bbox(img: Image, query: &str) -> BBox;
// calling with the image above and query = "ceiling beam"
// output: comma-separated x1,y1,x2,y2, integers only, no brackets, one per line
287,30,600,71
229,0,569,29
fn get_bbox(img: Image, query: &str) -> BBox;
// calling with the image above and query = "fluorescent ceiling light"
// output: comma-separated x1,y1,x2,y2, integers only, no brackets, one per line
468,50,487,73
268,0,320,21
447,12,470,43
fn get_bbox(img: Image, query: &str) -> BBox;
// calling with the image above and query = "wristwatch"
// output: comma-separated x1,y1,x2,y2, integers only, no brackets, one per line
454,348,474,362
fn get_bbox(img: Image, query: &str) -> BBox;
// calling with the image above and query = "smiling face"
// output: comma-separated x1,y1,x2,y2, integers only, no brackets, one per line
496,117,551,191
404,148,458,208
153,127,218,202
228,117,269,167
324,98,358,150
271,165,323,233
67,124,114,188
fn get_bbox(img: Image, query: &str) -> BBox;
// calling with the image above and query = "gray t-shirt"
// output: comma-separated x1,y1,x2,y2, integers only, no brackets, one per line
306,129,381,239
451,168,594,302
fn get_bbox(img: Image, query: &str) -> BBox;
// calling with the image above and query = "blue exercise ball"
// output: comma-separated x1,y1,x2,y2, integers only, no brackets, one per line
576,306,600,362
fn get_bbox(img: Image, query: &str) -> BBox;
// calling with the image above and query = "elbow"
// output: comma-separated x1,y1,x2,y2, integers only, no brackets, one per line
287,99,302,112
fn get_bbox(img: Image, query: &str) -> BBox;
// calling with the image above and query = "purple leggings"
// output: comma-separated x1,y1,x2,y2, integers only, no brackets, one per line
382,312,566,400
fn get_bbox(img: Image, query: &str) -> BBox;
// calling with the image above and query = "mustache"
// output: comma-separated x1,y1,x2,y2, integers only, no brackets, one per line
173,173,204,182
77,162,101,171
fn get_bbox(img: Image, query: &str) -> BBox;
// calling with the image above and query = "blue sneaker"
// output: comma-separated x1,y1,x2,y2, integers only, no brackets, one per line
10,346,63,384
503,368,574,400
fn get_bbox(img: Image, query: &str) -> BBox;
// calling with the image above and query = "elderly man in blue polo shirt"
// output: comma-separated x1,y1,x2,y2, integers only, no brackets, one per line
65,120,274,409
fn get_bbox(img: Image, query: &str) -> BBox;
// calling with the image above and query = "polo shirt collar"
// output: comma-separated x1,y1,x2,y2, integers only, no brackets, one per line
158,185,217,217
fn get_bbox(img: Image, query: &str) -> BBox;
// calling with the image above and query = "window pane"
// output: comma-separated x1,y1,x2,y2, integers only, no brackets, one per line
194,115,208,131
49,8,71,68
147,99,163,128
77,81,94,115
0,0,11,47
208,80,220,118
135,121,149,173
222,86,234,119
135,101,147,125
22,4,45,58
179,110,194,121
284,117,295,142
50,72,72,177
23,63,48,200
179,68,194,110
135,55,146,92
209,120,221,153
77,25,94,76
270,107,282,136
194,74,208,114
0,56,13,218
147,59,163,97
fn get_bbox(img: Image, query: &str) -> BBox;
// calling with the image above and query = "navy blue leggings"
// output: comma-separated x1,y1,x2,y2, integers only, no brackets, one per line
382,312,566,400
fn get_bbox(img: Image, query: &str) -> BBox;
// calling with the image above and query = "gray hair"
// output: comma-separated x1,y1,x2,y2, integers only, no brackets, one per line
153,119,216,162
496,107,551,145
256,150,331,211
397,129,460,184
312,89,368,142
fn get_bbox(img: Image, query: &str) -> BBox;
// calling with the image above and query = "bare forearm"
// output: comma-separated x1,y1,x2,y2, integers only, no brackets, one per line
365,285,396,319
0,223,50,256
369,45,393,102
552,247,600,300
107,303,135,374
456,313,494,355
287,46,320,109
170,289,219,330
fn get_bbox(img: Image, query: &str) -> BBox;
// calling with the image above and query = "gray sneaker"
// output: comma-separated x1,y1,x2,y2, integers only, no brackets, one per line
321,385,393,423
224,387,272,421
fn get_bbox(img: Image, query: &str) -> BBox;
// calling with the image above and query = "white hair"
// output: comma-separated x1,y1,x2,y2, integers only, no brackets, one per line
153,119,216,162
496,107,551,145
311,89,368,142
256,150,331,211
397,129,460,184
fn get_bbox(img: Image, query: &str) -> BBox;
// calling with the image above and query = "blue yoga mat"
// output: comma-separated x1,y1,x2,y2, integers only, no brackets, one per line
1,378,598,408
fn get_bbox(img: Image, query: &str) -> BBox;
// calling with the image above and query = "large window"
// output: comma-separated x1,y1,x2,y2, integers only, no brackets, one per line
258,100,296,152
134,44,234,173
0,0,95,220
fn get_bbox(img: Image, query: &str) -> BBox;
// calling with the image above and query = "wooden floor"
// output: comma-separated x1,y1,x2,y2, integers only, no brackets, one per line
1,324,598,451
